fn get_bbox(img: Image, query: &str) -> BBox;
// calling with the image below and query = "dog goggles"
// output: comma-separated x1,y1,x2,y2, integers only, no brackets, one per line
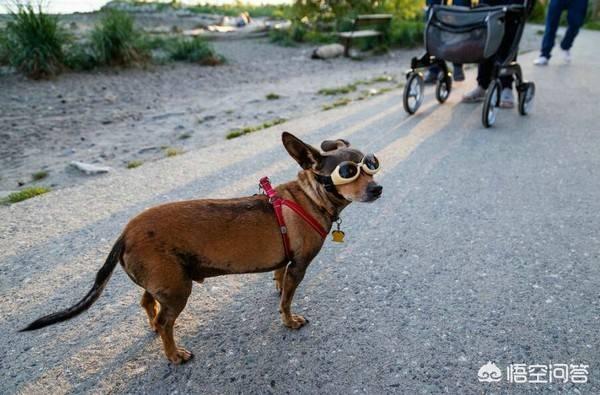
330,154,380,185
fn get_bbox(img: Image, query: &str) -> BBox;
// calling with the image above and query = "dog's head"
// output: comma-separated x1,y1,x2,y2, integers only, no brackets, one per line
282,132,382,203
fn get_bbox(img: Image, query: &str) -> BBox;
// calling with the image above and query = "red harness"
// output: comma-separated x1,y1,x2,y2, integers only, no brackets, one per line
259,177,328,261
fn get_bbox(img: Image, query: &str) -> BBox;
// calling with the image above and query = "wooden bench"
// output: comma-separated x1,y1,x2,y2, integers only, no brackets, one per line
338,14,393,57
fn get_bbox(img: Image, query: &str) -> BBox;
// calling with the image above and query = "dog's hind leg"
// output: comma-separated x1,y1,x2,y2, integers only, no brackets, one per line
279,264,308,329
273,267,285,294
140,291,159,332
153,283,193,365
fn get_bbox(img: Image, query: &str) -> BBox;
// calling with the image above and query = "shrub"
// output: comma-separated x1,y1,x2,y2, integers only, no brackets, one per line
387,20,424,48
3,5,68,79
91,9,148,66
169,36,223,65
3,187,51,204
64,41,100,71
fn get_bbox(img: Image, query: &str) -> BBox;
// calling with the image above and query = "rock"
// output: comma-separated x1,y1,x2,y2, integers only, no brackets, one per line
69,161,111,175
312,44,345,60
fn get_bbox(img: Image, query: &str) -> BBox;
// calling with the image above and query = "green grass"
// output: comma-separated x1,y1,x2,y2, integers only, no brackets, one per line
168,36,223,65
388,20,425,48
3,4,68,79
126,160,143,169
322,98,351,111
584,21,600,31
31,170,48,181
165,147,183,157
318,84,358,96
91,9,148,66
226,118,287,139
3,186,51,204
266,93,281,100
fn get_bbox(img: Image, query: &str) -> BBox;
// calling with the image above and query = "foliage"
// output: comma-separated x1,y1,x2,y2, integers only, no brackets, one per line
226,118,287,139
31,171,49,181
91,9,148,66
127,160,143,168
168,36,223,65
3,187,51,204
3,4,69,79
387,20,424,47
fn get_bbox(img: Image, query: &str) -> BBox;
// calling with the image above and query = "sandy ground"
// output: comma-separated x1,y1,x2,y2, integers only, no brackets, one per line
0,11,542,195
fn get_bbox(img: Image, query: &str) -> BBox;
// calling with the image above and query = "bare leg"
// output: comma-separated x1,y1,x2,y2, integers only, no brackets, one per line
279,265,307,329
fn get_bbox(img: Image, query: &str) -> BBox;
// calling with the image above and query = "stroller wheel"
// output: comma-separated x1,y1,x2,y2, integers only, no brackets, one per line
518,82,535,116
482,80,500,128
403,72,425,115
435,74,452,103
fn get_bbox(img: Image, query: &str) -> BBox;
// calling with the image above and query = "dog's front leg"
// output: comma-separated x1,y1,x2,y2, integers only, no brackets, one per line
279,263,308,329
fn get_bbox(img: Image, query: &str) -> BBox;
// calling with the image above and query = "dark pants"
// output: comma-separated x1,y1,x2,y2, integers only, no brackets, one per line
477,58,515,90
541,0,588,58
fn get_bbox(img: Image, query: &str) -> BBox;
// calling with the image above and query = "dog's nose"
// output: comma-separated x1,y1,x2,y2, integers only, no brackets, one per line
367,183,383,196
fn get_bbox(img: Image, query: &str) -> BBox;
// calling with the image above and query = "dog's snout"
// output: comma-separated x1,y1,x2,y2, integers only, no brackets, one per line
367,182,383,199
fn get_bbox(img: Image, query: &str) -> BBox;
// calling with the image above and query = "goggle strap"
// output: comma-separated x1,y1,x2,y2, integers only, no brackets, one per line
314,174,347,201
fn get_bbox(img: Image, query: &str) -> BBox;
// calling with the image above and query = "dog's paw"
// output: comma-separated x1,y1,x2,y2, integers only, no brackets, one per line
168,348,194,365
282,314,308,329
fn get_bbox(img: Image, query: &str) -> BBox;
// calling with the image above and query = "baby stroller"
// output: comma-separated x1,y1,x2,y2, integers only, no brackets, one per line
402,0,535,127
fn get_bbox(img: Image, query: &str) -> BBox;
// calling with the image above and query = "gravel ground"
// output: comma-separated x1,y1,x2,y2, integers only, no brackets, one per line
1,27,597,395
0,7,542,195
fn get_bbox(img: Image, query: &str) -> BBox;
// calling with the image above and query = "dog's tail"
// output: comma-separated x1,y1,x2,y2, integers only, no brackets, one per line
20,235,125,332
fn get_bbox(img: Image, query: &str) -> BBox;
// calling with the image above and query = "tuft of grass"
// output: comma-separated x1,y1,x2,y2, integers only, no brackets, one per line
168,36,223,65
64,41,100,71
266,93,281,100
318,84,357,96
322,98,351,111
3,186,51,204
584,21,600,31
164,147,182,157
3,5,68,79
178,132,192,140
226,118,287,139
91,9,148,66
31,170,48,181
127,160,143,169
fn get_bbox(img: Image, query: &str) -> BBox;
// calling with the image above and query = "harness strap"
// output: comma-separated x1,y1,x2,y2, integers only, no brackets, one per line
259,177,327,261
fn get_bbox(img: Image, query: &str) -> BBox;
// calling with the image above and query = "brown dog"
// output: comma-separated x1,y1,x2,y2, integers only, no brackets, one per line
21,132,382,364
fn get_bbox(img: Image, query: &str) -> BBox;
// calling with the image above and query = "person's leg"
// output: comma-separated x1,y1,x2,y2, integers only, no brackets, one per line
540,0,566,59
560,0,588,52
453,63,465,81
477,59,493,90
463,60,491,102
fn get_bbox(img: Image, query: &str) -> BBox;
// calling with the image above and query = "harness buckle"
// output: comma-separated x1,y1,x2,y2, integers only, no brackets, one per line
280,226,287,234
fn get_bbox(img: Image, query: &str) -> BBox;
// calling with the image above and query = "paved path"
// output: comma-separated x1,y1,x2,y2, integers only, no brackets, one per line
1,29,599,394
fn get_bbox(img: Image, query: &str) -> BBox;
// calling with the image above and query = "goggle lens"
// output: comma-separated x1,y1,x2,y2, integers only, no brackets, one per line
338,162,359,179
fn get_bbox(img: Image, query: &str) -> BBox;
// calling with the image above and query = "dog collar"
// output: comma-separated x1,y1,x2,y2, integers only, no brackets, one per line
259,177,328,261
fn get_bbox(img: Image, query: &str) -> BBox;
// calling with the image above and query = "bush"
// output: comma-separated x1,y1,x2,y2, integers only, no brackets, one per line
64,41,100,71
169,36,223,65
388,20,424,48
0,30,8,66
91,9,148,66
3,5,68,79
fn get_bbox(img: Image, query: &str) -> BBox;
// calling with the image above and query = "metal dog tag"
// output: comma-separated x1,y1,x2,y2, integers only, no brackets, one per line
332,230,345,243
332,218,345,243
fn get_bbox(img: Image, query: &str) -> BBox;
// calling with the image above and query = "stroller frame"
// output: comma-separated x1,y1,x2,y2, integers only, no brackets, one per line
402,1,535,127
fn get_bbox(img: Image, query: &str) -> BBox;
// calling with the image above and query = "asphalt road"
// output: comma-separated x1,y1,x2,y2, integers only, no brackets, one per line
1,29,599,394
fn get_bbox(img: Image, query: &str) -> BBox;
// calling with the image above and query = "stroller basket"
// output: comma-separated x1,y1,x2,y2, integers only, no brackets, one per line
425,6,507,64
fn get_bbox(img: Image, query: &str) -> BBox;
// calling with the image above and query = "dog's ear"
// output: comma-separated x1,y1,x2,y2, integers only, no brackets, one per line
321,139,350,152
282,132,322,170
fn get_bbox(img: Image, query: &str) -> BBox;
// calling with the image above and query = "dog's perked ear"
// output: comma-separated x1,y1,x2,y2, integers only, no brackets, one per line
320,139,350,152
282,132,322,170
